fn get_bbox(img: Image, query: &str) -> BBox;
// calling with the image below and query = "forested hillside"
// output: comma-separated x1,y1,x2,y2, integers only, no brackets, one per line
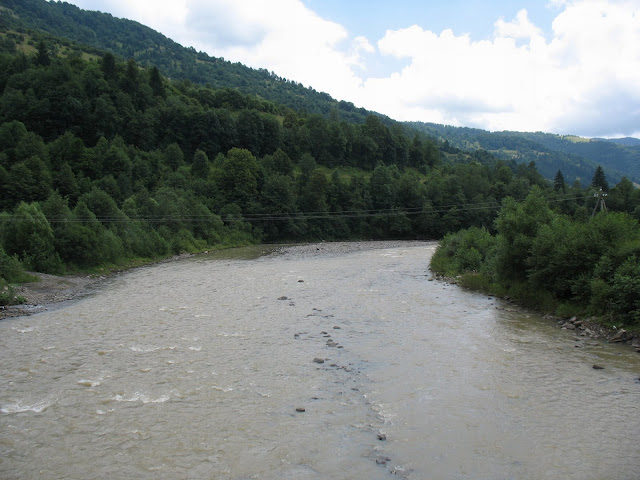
408,122,640,185
0,0,376,123
4,0,639,186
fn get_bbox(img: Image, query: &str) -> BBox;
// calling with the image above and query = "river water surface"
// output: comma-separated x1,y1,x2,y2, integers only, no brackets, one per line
1,242,639,479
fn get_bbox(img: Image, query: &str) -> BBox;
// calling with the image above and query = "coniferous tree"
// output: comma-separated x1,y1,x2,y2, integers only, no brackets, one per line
149,66,165,97
34,41,50,66
553,170,566,192
592,165,609,192
101,52,117,80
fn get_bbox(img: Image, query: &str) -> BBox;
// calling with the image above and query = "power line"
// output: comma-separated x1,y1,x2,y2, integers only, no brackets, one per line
0,192,593,224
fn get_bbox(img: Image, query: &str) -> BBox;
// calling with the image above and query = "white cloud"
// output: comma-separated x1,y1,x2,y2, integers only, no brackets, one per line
494,9,544,39
358,1,640,137
189,0,367,95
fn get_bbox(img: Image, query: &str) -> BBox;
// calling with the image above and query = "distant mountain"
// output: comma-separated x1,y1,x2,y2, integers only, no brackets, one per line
406,122,640,185
593,137,640,147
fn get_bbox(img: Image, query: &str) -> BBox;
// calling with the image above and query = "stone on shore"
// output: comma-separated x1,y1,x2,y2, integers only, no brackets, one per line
609,329,627,343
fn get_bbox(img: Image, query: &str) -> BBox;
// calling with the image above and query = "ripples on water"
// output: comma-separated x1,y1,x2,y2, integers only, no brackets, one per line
1,242,639,479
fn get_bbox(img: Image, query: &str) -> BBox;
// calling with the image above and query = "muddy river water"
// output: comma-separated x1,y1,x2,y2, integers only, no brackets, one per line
1,242,639,479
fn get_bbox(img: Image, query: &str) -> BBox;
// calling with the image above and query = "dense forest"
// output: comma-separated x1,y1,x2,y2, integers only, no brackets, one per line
4,0,639,187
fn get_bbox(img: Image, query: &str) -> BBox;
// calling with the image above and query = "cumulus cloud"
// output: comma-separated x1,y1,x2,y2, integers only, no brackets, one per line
494,9,543,39
189,0,367,95
362,0,640,137
66,0,640,137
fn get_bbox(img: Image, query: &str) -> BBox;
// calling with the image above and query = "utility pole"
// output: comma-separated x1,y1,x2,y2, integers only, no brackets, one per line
591,187,608,216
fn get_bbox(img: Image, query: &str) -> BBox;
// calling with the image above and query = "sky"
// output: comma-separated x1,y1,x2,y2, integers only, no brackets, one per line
61,0,640,138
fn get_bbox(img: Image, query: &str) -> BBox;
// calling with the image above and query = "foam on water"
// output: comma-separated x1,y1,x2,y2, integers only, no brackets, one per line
113,392,171,404
1,398,55,414
130,345,160,352
77,379,101,387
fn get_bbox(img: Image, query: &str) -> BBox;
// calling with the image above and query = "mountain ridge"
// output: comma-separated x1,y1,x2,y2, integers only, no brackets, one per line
407,121,640,184
1,0,638,184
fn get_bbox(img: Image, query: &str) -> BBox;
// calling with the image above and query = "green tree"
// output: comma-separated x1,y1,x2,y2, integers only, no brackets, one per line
591,165,609,192
609,256,640,324
236,109,264,156
100,52,117,80
369,164,398,210
553,169,566,192
260,174,299,239
34,40,51,67
608,177,635,213
162,143,184,172
216,148,261,212
149,66,165,97
298,153,317,183
494,187,554,282
191,149,209,179
6,156,52,205
262,148,293,177
1,202,62,273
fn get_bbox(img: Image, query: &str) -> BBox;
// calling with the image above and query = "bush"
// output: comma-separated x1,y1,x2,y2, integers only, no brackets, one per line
0,246,34,283
1,202,63,274
609,256,640,325
0,280,25,305
430,226,496,277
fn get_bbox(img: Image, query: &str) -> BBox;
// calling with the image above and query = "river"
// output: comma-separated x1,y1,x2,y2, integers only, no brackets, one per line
1,242,639,479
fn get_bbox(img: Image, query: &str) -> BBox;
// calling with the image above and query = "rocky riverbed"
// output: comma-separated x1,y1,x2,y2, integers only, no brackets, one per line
0,272,105,319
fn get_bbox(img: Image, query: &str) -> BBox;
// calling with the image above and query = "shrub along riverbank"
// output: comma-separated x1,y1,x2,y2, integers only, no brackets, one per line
430,187,640,330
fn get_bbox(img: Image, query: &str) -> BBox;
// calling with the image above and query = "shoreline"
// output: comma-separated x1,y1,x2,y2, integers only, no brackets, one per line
0,271,107,319
0,251,202,320
434,274,640,352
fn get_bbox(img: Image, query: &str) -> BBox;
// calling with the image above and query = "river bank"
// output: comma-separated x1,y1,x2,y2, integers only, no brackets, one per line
0,271,106,319
435,273,640,353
